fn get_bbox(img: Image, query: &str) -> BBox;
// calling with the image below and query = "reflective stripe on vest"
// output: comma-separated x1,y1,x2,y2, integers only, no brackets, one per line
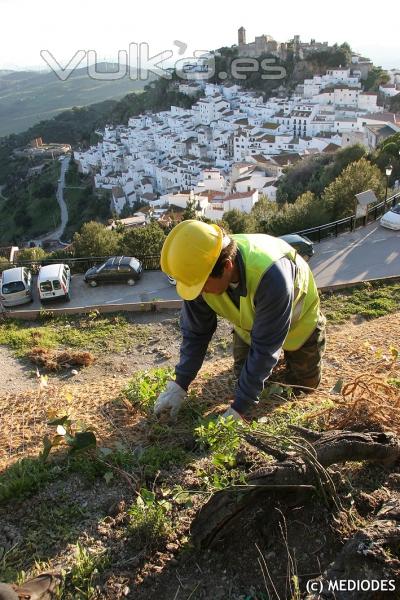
202,234,319,351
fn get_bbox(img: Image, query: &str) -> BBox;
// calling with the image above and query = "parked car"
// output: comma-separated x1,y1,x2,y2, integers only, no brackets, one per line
380,203,400,230
84,256,143,287
0,267,33,307
38,263,71,301
279,233,314,261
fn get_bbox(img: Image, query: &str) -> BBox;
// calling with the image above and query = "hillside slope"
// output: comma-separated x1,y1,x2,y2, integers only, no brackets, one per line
0,309,399,598
0,64,147,136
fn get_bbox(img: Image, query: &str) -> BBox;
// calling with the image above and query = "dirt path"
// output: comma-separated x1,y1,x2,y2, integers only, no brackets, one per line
0,347,36,393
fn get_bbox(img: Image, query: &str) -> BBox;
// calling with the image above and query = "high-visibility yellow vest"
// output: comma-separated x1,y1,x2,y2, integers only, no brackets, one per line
203,234,320,351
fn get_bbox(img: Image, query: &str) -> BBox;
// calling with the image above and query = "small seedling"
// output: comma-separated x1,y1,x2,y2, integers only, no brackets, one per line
42,406,96,460
128,487,172,549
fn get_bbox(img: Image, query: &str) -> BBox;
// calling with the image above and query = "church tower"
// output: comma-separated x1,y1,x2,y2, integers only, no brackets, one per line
238,26,246,46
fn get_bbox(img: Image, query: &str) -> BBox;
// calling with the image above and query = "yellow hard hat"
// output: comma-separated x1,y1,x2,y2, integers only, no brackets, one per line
161,220,223,300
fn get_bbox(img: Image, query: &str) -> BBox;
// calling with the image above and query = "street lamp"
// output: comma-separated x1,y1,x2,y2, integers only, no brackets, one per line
385,165,393,201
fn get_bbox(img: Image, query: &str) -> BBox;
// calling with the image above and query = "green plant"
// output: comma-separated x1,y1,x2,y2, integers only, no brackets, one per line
42,413,97,460
128,488,172,549
0,458,64,504
252,398,334,447
0,321,58,355
123,367,174,415
389,378,400,388
195,416,242,465
321,281,400,323
69,543,109,600
0,545,26,584
137,445,189,477
195,417,247,490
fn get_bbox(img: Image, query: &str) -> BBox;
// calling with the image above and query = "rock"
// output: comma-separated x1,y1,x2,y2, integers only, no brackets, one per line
387,473,400,489
107,499,126,517
71,369,78,376
166,543,179,552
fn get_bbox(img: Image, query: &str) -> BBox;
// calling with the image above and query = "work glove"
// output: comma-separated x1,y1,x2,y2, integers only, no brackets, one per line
221,406,244,421
154,380,186,420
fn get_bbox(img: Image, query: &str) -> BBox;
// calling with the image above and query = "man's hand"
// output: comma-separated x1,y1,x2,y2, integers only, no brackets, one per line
154,381,186,420
221,406,244,421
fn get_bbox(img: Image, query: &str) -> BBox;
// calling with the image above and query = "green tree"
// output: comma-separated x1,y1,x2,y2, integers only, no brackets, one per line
253,193,330,236
34,182,56,198
276,155,332,203
72,221,120,257
119,201,133,219
322,158,385,219
16,247,48,263
364,66,390,92
339,42,352,66
374,133,400,183
221,209,249,233
14,207,33,230
182,198,197,221
0,256,10,273
389,93,400,113
246,197,276,232
119,222,166,256
276,145,366,204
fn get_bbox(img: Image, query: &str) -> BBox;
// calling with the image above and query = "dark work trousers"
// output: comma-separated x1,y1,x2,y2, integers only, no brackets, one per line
233,313,327,390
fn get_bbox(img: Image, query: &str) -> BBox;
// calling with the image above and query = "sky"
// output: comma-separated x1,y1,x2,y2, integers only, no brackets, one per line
0,0,399,71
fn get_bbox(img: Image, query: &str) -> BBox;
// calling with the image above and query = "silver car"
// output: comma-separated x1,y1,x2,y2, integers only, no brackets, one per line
0,267,33,307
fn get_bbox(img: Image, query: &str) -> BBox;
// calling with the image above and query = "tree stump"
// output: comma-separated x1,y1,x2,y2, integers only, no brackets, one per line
191,429,400,548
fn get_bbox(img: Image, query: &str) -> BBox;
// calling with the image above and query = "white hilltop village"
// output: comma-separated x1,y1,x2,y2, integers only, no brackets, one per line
74,29,400,223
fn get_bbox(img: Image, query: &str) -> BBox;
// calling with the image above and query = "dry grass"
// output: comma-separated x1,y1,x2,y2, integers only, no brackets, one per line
0,378,136,470
27,346,95,371
317,373,400,433
0,313,399,472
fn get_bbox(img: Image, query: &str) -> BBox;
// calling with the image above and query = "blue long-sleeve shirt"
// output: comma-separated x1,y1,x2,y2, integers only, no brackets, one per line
175,251,296,414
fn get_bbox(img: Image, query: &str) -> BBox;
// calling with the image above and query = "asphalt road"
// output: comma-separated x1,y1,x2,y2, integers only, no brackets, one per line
33,156,69,244
23,270,179,310
309,221,400,288
6,221,400,312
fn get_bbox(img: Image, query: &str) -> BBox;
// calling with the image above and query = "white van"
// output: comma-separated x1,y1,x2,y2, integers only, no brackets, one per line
38,263,71,301
0,267,33,307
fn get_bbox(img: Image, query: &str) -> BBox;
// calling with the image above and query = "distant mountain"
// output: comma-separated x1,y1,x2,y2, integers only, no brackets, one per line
0,63,149,136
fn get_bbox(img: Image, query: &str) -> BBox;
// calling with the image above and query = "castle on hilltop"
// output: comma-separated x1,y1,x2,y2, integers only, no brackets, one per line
237,27,331,60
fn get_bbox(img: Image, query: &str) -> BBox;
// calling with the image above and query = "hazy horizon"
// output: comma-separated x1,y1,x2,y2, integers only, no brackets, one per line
1,0,399,73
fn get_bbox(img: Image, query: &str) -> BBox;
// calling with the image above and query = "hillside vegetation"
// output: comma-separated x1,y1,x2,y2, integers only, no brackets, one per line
210,43,353,95
0,64,148,137
0,160,62,242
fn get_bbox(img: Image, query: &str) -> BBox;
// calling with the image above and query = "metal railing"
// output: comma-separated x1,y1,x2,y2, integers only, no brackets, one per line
295,192,400,242
2,254,161,275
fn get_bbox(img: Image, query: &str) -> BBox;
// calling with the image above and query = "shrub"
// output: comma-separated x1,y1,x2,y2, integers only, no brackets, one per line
123,368,174,415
